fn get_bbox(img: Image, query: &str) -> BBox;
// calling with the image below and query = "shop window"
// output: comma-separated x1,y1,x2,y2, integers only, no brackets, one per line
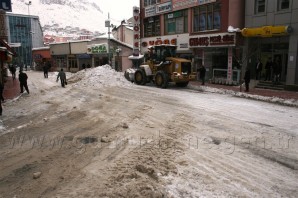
255,0,266,14
144,16,160,37
144,0,160,7
278,0,290,11
165,10,188,35
193,4,220,32
68,57,77,69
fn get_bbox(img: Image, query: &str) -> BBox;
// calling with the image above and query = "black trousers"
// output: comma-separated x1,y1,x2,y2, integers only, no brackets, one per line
44,71,48,78
60,79,65,87
245,81,250,91
20,82,29,94
0,100,2,116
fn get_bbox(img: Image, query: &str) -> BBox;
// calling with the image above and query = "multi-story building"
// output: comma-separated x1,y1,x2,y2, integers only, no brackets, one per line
5,13,44,68
139,0,245,84
243,0,298,86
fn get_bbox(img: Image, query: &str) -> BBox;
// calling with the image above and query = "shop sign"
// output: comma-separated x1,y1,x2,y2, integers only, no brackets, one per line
133,6,140,56
180,43,188,48
141,38,177,47
87,44,108,54
241,26,291,37
172,0,197,11
145,5,156,17
198,0,216,5
189,33,235,47
0,0,12,12
227,48,233,81
156,1,172,14
76,54,91,59
0,11,8,39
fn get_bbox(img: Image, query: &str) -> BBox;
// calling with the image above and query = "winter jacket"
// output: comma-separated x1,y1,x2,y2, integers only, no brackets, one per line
19,72,28,83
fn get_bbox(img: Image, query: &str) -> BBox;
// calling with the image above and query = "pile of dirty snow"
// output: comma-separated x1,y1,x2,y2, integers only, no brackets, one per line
189,84,298,107
68,65,133,88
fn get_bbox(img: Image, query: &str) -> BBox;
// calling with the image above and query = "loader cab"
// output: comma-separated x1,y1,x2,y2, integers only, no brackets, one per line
149,44,177,63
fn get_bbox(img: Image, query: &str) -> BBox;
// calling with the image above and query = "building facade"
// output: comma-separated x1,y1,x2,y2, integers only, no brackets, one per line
6,13,44,68
243,0,298,85
139,0,245,84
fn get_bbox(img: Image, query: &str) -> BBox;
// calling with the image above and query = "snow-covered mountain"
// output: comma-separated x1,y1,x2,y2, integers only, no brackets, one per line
10,0,110,34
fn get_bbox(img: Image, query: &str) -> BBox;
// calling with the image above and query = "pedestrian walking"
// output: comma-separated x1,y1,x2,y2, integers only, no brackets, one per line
56,69,67,87
255,58,263,80
19,70,29,94
272,58,282,85
198,65,206,85
0,81,4,102
265,57,273,81
43,62,49,78
244,67,251,92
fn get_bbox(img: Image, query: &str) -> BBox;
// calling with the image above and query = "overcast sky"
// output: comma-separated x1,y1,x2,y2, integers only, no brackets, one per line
99,0,139,23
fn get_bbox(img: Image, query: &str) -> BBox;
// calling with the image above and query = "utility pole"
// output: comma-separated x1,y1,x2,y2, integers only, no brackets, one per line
25,1,32,69
105,13,111,65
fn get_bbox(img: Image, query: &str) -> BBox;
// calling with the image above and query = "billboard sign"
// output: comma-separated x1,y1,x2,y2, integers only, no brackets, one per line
0,0,12,12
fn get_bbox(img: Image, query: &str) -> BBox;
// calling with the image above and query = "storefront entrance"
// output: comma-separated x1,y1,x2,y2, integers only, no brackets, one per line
260,43,288,82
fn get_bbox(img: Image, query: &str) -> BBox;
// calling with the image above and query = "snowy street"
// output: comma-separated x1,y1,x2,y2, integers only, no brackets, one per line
0,66,298,197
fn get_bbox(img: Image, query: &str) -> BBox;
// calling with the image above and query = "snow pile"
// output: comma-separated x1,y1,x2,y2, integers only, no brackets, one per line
0,120,5,132
69,65,133,88
189,84,298,107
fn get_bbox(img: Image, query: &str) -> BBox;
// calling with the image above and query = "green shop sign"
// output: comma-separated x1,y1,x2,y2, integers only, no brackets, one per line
87,44,108,54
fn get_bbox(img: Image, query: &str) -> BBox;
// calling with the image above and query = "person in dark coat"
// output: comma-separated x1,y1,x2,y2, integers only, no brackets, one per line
19,70,29,94
56,69,67,87
255,58,263,80
198,65,206,85
43,62,49,78
82,63,86,71
244,67,251,92
265,57,273,81
0,81,4,102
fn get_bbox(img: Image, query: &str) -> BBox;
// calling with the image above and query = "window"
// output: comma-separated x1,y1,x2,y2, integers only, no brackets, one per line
193,4,220,32
68,57,77,69
144,16,160,37
255,0,266,14
165,10,188,35
278,0,290,10
144,0,160,7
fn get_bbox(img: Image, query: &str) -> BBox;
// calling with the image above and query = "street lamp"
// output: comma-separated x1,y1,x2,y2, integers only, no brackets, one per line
25,1,32,69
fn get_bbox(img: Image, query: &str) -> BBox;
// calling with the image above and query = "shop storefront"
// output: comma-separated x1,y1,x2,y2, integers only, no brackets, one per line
189,32,243,84
241,26,291,82
87,43,110,67
32,47,53,71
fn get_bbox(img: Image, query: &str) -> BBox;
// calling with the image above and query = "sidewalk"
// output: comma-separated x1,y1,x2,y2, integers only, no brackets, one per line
3,76,20,100
190,81,298,100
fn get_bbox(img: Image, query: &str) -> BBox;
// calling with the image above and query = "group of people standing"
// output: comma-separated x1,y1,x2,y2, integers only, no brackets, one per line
255,57,282,84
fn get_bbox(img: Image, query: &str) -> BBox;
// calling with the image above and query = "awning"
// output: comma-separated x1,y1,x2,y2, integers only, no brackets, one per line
0,39,16,56
241,26,292,37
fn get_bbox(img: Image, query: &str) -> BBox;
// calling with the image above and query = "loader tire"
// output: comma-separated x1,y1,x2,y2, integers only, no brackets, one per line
155,71,168,88
134,69,146,85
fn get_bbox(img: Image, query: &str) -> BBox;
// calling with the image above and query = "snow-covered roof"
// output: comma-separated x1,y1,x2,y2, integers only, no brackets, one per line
32,47,50,51
128,54,144,60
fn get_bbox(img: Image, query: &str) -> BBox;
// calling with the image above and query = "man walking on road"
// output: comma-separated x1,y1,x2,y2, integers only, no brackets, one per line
19,70,30,94
57,69,67,87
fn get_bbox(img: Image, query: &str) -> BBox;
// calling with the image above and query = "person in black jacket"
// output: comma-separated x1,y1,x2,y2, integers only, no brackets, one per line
255,58,263,80
244,67,251,92
19,70,30,94
56,69,67,87
198,65,206,85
